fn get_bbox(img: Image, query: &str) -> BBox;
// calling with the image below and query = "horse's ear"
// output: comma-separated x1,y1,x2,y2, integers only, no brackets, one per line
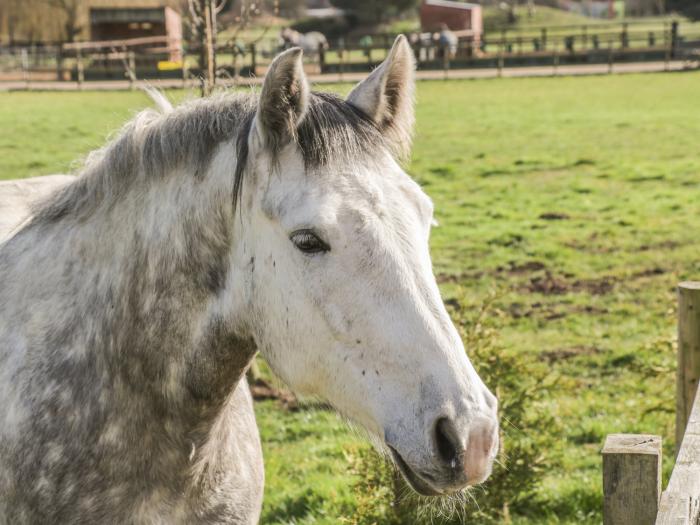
254,47,309,151
346,35,415,159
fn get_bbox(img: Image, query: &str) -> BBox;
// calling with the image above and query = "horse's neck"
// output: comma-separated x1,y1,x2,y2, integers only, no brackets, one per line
3,160,256,453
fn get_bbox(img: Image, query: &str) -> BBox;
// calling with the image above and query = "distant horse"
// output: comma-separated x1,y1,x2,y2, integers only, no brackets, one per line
0,175,75,239
0,36,498,523
280,27,328,55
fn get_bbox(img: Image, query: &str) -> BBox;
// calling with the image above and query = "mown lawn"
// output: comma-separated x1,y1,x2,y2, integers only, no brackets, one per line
2,71,699,523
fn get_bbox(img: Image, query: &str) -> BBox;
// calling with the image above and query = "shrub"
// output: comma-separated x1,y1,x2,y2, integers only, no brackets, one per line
348,289,560,524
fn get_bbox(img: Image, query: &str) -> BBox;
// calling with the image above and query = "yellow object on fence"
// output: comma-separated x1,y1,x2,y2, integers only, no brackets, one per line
158,61,183,71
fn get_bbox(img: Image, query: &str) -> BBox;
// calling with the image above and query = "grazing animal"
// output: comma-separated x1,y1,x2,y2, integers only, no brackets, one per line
280,27,328,55
0,36,498,524
0,175,75,240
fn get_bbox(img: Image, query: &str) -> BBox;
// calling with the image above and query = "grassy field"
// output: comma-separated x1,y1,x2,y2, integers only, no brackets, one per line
2,71,700,523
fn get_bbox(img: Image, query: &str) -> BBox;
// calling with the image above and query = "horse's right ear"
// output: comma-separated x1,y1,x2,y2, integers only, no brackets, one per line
346,35,415,160
253,47,309,152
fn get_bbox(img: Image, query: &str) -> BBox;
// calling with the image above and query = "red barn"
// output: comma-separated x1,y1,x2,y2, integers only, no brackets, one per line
419,0,483,38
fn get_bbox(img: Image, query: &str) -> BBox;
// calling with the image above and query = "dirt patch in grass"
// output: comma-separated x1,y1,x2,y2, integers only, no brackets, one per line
541,345,602,363
632,267,666,278
524,272,616,295
439,261,664,297
502,261,548,274
539,212,571,221
636,241,681,252
508,301,608,320
436,270,486,284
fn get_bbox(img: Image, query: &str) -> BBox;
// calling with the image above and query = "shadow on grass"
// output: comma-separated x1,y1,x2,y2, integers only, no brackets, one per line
264,488,326,524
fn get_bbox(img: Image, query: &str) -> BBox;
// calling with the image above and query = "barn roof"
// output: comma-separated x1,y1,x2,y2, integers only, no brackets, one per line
423,0,480,10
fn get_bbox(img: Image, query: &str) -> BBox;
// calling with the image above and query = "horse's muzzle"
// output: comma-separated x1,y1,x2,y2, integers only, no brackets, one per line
389,414,499,496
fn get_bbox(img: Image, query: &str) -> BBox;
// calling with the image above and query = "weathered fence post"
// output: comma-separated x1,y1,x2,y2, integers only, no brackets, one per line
128,51,136,90
621,23,629,49
670,20,679,59
676,282,700,456
338,37,345,81
76,46,84,89
249,43,256,77
182,49,188,88
20,47,29,87
497,42,504,78
56,45,64,81
442,42,450,80
602,434,662,525
318,42,325,74
412,39,420,66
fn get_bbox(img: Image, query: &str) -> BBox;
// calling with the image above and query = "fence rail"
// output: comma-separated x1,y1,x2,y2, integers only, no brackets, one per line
603,282,700,525
1,20,700,88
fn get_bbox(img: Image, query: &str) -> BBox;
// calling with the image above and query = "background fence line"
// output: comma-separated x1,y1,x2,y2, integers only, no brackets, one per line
1,20,699,88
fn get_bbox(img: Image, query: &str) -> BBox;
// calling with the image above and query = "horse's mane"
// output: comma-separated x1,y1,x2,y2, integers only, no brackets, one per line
29,90,388,227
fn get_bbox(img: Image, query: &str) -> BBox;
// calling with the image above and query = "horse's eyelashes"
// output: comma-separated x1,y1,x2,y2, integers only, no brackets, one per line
290,229,330,254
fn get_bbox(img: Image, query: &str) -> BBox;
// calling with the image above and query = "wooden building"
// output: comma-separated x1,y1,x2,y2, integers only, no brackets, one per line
89,4,181,42
0,0,181,52
419,0,483,38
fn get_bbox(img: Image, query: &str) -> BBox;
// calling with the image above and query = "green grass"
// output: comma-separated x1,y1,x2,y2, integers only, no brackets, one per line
2,71,700,523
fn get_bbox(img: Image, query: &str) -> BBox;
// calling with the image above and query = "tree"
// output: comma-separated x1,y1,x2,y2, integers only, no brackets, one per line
330,0,420,25
186,0,265,96
188,0,222,96
667,0,700,19
44,0,82,42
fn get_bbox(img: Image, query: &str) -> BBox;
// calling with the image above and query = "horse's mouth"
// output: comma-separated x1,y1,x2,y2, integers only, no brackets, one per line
388,446,443,497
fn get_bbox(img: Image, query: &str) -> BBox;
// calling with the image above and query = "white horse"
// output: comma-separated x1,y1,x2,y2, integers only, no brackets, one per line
0,175,75,240
280,27,329,55
0,36,498,523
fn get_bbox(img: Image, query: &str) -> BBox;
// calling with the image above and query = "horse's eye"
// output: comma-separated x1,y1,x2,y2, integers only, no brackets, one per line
290,229,330,254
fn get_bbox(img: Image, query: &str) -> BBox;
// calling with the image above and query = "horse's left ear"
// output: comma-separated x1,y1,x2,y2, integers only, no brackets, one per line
254,47,310,152
346,35,415,160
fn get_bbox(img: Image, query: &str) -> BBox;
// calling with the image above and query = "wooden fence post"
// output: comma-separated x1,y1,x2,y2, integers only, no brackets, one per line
128,51,136,90
497,43,503,78
338,37,345,81
318,42,325,74
670,20,679,59
621,22,629,49
602,434,662,525
76,46,84,89
677,282,700,456
20,47,29,87
182,49,188,88
442,43,449,80
56,45,64,81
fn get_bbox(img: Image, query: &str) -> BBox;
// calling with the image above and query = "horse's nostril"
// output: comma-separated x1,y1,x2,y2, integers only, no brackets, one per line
434,417,460,467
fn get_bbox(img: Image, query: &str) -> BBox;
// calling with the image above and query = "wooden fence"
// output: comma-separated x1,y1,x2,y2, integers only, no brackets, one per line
2,20,700,87
602,282,700,525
